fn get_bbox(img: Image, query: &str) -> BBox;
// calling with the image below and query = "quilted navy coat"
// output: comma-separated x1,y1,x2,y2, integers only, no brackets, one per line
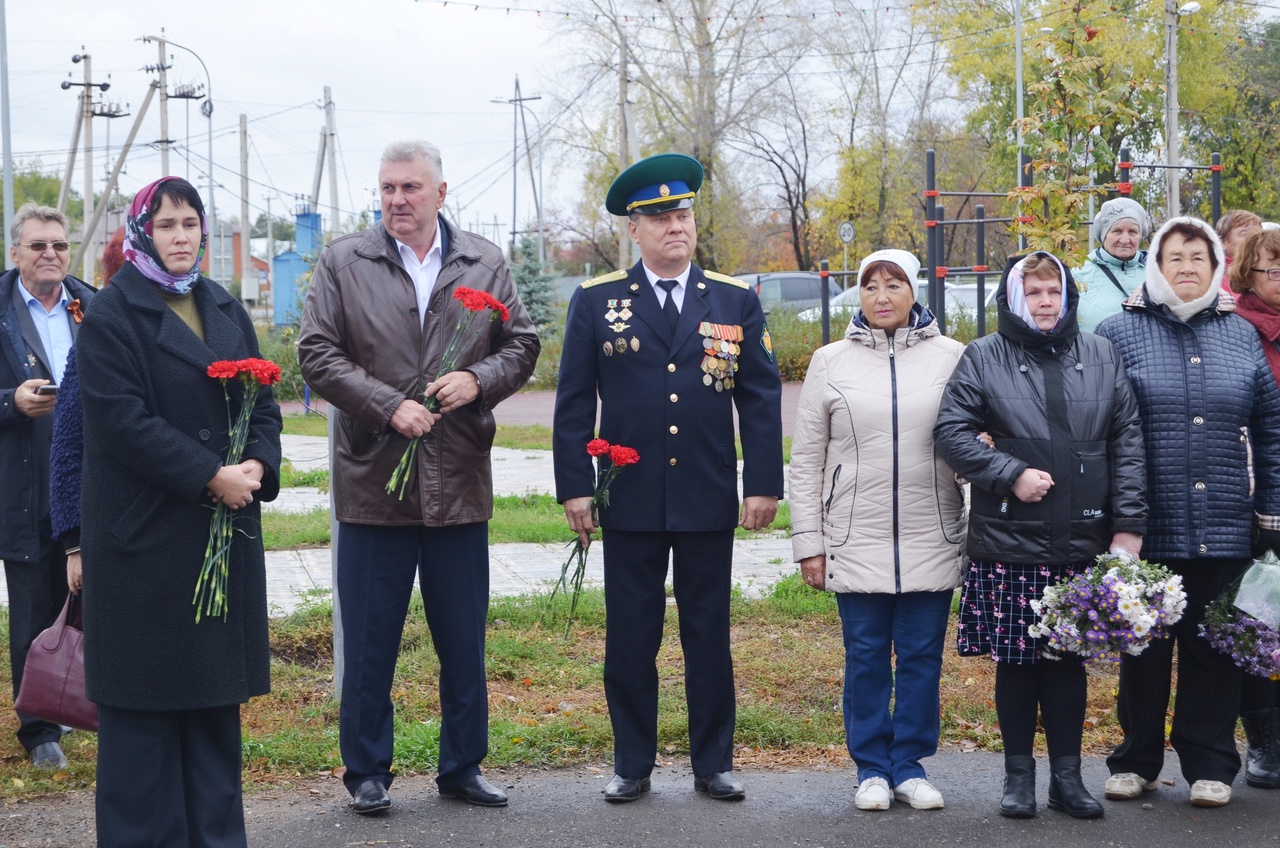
1096,293,1280,560
935,255,1147,565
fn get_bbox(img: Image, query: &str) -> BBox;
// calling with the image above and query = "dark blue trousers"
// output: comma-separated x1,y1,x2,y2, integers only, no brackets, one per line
336,521,490,794
5,526,68,752
96,703,245,848
602,528,736,779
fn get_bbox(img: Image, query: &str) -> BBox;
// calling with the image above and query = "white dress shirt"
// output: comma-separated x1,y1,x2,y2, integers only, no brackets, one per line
395,222,445,328
641,263,691,311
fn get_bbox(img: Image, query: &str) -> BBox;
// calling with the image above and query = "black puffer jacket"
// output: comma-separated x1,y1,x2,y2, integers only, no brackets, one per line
935,255,1147,565
1096,292,1280,561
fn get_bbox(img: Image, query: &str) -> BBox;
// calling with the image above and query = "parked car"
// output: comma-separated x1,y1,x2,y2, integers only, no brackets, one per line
738,271,842,314
943,278,998,319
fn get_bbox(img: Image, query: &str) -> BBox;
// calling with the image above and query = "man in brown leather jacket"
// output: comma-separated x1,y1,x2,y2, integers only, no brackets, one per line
298,140,539,815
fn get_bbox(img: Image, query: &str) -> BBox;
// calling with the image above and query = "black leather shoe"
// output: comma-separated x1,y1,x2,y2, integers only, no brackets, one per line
439,774,508,807
351,780,391,815
1047,756,1104,819
1243,709,1280,789
694,771,746,800
603,773,651,802
29,742,67,771
999,755,1037,818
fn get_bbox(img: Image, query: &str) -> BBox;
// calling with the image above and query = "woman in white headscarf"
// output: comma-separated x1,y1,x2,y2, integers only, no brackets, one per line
1096,217,1280,809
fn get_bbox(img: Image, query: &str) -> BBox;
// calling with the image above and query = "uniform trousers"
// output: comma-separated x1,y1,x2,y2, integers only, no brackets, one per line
1107,557,1247,785
4,525,68,751
336,521,490,794
95,703,245,848
602,528,736,779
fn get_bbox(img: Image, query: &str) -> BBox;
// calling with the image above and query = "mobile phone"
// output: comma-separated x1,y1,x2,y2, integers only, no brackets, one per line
35,385,57,396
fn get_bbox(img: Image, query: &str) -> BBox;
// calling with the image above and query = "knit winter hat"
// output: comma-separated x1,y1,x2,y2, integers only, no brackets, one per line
857,249,921,290
1091,197,1153,245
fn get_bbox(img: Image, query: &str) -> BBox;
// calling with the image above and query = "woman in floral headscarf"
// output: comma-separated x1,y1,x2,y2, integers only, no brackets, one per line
74,177,282,848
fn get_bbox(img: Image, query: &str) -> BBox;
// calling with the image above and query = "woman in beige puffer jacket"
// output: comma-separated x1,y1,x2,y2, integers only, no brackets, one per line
791,249,966,813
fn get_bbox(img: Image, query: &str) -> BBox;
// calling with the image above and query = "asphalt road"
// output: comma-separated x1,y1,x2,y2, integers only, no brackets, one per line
5,753,1280,847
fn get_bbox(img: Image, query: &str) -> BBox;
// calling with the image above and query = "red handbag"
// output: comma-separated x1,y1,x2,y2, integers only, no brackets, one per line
14,593,98,732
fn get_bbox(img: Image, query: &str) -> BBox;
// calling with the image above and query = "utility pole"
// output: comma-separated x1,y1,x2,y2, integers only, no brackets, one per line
70,82,155,273
61,52,109,282
618,36,630,270
0,0,14,268
510,78,518,260
240,113,255,303
155,35,170,175
495,78,543,263
324,86,338,242
1164,0,1180,218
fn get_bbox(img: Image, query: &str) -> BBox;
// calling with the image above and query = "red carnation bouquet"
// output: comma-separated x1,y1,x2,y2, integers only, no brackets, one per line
386,287,511,500
195,357,282,622
548,438,640,634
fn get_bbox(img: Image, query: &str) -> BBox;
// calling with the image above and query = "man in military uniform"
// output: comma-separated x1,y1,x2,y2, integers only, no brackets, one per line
553,153,784,803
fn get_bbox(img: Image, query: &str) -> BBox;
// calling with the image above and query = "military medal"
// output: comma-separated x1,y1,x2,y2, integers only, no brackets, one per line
630,337,640,352
603,342,614,357
615,337,627,354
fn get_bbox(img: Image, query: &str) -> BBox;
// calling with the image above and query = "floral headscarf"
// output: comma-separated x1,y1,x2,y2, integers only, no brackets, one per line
1005,252,1069,333
123,176,208,295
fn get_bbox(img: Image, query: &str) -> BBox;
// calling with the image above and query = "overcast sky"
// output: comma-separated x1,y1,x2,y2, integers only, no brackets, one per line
5,0,578,243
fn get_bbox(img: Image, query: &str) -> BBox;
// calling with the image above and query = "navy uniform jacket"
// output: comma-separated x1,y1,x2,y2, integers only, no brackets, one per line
553,261,784,532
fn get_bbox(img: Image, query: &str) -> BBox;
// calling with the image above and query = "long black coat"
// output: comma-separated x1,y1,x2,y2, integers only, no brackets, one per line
76,265,282,710
934,257,1147,565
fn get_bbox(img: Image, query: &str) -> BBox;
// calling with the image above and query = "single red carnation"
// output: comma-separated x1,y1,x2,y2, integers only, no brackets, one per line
586,438,611,457
246,358,283,385
208,360,240,380
609,445,640,466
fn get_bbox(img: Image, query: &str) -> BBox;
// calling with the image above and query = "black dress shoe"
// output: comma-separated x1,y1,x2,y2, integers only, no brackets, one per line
351,780,391,815
694,771,746,800
603,773,651,802
439,774,508,807
29,742,67,770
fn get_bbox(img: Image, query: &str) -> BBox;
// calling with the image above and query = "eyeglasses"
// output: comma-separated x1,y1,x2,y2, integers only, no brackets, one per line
1252,268,1280,281
19,241,71,253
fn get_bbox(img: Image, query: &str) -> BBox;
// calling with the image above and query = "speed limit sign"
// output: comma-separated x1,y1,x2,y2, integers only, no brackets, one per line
838,221,855,244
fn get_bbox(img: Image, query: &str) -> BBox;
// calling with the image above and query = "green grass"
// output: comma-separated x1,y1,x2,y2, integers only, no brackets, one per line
262,508,330,550
495,423,554,451
278,459,329,491
281,413,329,437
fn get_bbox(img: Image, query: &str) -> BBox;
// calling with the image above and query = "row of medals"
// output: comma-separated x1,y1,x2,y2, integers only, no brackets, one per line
700,321,742,392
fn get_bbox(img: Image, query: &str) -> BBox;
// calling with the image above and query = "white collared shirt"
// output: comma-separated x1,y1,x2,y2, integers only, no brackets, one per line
641,263,692,311
19,279,73,383
395,223,445,328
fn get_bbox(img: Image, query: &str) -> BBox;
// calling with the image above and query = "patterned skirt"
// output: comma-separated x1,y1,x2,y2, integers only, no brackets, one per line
956,560,1080,665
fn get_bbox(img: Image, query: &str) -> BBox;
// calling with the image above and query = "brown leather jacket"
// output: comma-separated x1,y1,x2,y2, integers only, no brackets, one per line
298,218,539,526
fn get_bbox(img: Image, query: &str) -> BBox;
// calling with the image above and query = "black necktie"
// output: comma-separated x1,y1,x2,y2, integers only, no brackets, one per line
658,279,680,332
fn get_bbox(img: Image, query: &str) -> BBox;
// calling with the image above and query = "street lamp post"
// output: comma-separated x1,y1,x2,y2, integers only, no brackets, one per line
1164,0,1201,219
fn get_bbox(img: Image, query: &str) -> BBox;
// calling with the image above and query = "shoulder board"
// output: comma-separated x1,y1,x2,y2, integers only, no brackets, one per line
703,271,749,289
580,269,628,289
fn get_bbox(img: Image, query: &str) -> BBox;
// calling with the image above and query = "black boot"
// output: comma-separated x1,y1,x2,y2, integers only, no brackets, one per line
1243,709,1280,789
1047,756,1104,819
1000,755,1037,818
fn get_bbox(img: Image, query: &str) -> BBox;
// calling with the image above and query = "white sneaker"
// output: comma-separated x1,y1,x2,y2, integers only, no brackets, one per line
855,777,892,811
1104,772,1158,800
893,777,944,810
1189,779,1231,807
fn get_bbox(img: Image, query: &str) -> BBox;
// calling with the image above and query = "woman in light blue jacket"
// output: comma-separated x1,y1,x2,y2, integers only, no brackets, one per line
1073,198,1151,332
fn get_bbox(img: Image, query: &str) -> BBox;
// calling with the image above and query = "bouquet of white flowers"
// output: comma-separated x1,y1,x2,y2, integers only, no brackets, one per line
1029,554,1186,664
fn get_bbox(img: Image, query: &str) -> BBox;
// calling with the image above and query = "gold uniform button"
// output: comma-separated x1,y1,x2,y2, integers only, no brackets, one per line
667,363,676,372
669,457,678,466
669,393,679,403
669,425,679,434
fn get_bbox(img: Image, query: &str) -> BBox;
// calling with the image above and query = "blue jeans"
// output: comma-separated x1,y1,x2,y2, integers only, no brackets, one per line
836,590,953,785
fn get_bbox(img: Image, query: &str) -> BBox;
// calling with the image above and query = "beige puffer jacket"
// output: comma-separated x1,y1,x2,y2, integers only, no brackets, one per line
790,313,967,593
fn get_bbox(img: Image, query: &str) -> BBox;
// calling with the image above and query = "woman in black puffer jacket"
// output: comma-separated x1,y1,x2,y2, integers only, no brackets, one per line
935,251,1146,820
1096,217,1280,809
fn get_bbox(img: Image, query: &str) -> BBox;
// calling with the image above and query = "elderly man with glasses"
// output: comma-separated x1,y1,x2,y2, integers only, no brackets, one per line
0,202,96,770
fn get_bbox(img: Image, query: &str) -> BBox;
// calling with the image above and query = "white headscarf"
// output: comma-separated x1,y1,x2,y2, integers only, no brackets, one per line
1005,252,1069,333
1144,217,1226,322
